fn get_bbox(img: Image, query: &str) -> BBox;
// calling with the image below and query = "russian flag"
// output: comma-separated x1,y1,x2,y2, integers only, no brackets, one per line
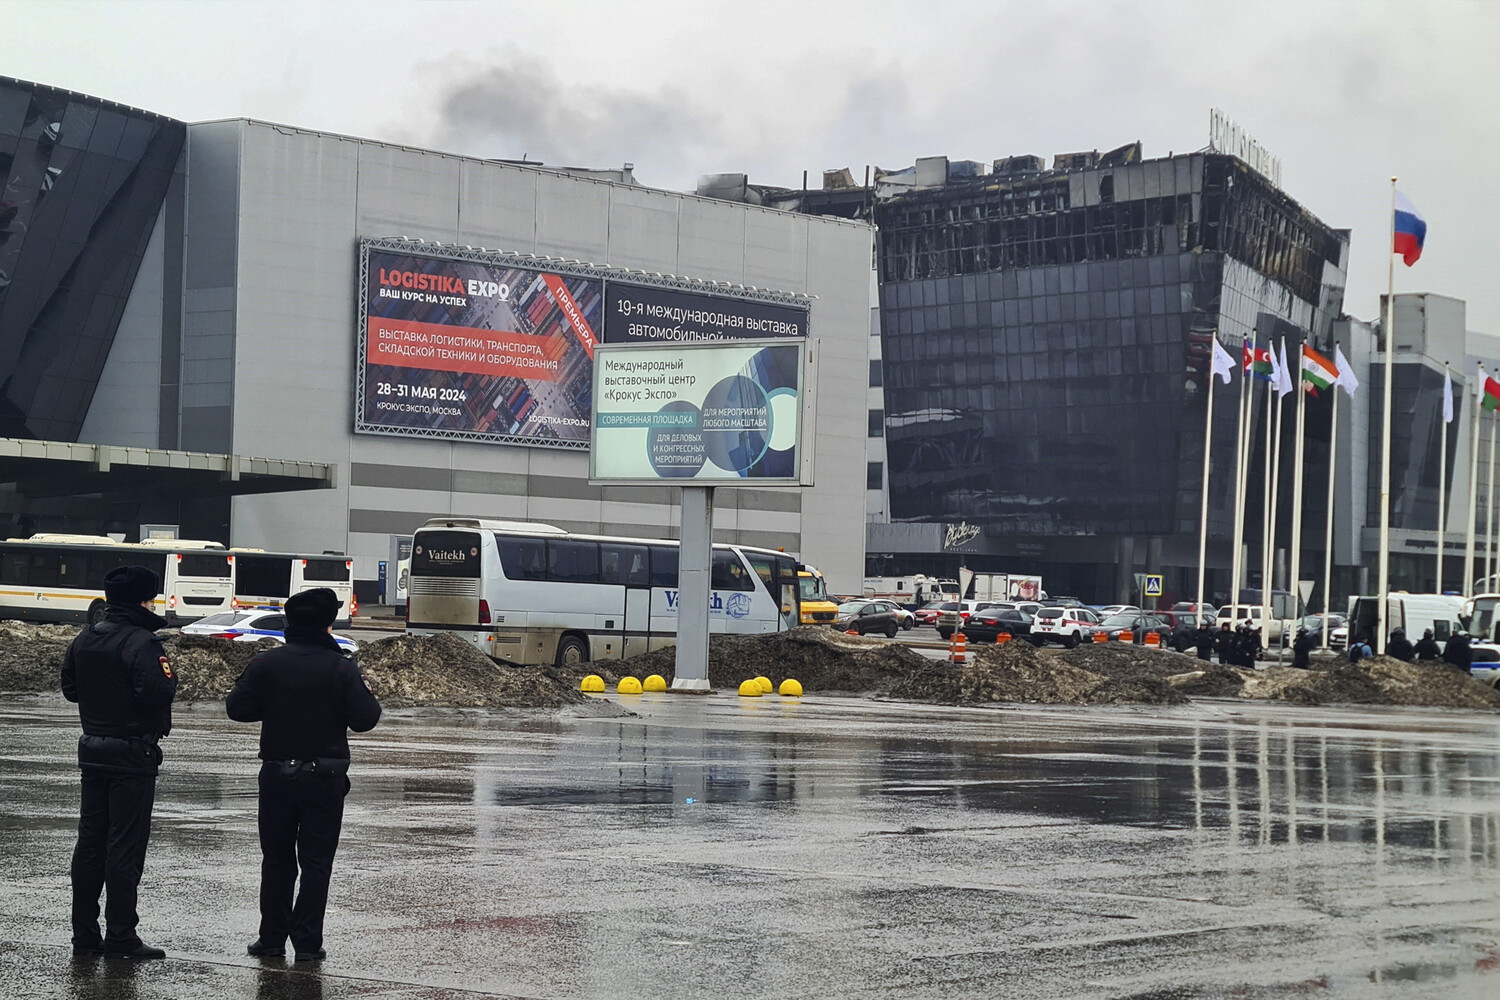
1393,190,1426,267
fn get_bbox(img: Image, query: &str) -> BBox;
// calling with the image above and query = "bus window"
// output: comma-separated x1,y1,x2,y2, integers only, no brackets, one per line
743,552,776,594
28,553,59,587
600,543,649,587
417,531,485,578
180,553,231,578
302,558,349,582
711,550,754,591
495,535,545,581
547,540,599,583
58,552,85,585
0,550,25,585
237,554,293,598
649,546,678,588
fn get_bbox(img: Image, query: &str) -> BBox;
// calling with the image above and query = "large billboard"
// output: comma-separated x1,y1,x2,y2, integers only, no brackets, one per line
589,339,809,486
355,241,809,450
604,283,808,343
356,246,603,447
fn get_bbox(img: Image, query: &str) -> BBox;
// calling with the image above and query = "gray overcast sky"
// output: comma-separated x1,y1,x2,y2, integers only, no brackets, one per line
5,0,1496,331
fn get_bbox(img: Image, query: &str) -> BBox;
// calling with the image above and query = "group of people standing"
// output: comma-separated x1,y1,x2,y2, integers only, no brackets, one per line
1193,620,1262,667
62,566,381,962
1351,627,1473,671
1186,617,1479,672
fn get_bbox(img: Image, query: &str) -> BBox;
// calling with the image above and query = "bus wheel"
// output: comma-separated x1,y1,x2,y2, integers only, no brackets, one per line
556,635,589,668
86,600,107,625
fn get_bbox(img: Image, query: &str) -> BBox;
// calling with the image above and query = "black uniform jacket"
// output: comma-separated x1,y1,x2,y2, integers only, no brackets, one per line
225,629,382,761
61,603,176,774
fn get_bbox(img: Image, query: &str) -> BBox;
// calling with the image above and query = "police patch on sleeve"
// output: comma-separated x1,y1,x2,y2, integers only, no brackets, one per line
160,656,174,679
362,676,372,692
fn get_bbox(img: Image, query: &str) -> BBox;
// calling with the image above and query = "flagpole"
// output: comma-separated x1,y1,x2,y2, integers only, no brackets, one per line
1266,350,1288,660
1437,364,1449,594
1289,349,1308,631
1196,350,1217,617
1482,410,1494,590
1229,345,1253,618
1376,177,1397,656
1465,366,1483,597
1321,385,1338,651
1261,362,1275,638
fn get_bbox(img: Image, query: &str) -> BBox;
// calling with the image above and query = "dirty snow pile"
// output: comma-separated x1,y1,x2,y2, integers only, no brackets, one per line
0,623,586,709
573,626,927,692
890,638,1187,706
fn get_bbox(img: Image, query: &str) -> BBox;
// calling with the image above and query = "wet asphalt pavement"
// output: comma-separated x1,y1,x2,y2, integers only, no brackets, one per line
2,694,1499,1000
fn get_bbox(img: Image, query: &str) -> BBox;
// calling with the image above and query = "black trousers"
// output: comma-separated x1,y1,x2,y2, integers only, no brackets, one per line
71,769,157,947
257,764,348,952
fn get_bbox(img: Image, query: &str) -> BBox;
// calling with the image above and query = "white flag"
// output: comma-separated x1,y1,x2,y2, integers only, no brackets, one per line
1333,344,1359,396
1210,338,1235,384
1276,339,1294,397
1443,369,1454,424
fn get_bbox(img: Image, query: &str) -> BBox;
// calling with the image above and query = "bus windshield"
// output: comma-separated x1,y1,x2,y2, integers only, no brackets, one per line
798,574,828,602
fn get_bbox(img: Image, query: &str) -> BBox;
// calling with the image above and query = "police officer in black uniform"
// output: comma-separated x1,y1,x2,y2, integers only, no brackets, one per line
1386,628,1416,662
1414,628,1443,662
61,565,176,960
1194,618,1216,662
1292,626,1313,668
227,588,381,962
1443,630,1474,673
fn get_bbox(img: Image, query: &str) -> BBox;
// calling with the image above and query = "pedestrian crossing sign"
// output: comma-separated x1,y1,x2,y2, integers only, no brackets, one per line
1143,575,1163,597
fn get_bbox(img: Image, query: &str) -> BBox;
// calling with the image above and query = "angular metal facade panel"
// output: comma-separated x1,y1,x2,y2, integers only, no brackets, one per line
0,77,184,441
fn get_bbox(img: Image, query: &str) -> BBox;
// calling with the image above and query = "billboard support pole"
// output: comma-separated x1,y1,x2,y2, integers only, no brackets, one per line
672,485,715,691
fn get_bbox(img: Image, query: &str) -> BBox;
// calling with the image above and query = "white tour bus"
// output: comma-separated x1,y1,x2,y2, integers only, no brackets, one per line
406,518,803,666
0,534,233,625
230,550,357,625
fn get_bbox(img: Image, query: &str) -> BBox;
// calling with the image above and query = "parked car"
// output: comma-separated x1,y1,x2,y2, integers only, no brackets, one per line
1470,644,1500,688
1094,613,1172,645
1151,610,1208,652
866,599,916,630
1047,596,1086,609
961,607,1035,644
1099,605,1141,618
913,601,947,627
832,601,900,638
1293,613,1347,647
936,601,999,638
1171,602,1218,621
1031,606,1102,648
181,609,359,653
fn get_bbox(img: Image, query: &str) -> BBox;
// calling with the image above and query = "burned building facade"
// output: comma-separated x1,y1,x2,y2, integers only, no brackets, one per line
767,149,1351,602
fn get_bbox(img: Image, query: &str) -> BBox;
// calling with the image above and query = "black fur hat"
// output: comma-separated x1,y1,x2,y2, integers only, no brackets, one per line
285,587,341,629
104,565,161,605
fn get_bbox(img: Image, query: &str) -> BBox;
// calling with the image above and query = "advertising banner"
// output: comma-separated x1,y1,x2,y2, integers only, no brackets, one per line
604,283,808,344
356,247,604,447
590,339,807,485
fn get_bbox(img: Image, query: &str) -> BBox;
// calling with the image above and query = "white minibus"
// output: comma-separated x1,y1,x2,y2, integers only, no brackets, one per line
407,518,801,666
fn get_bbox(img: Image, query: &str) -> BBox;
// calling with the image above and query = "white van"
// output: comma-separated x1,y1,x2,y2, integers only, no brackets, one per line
1346,593,1465,647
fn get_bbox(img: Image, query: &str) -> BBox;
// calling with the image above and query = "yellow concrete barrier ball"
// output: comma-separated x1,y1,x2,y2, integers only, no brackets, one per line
777,678,804,697
616,676,643,695
580,674,606,693
755,675,774,693
642,674,668,692
738,679,764,697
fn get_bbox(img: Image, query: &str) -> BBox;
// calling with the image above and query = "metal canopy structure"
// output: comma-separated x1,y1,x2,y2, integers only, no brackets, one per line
0,439,334,502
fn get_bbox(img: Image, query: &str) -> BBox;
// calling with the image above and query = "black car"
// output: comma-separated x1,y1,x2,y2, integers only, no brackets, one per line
1095,613,1172,645
961,607,1035,644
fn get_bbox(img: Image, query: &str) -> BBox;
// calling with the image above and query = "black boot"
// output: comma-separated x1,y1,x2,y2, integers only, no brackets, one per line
247,939,286,957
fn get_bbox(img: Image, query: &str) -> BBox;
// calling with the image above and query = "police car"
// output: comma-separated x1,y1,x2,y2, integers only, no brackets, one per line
180,609,358,653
